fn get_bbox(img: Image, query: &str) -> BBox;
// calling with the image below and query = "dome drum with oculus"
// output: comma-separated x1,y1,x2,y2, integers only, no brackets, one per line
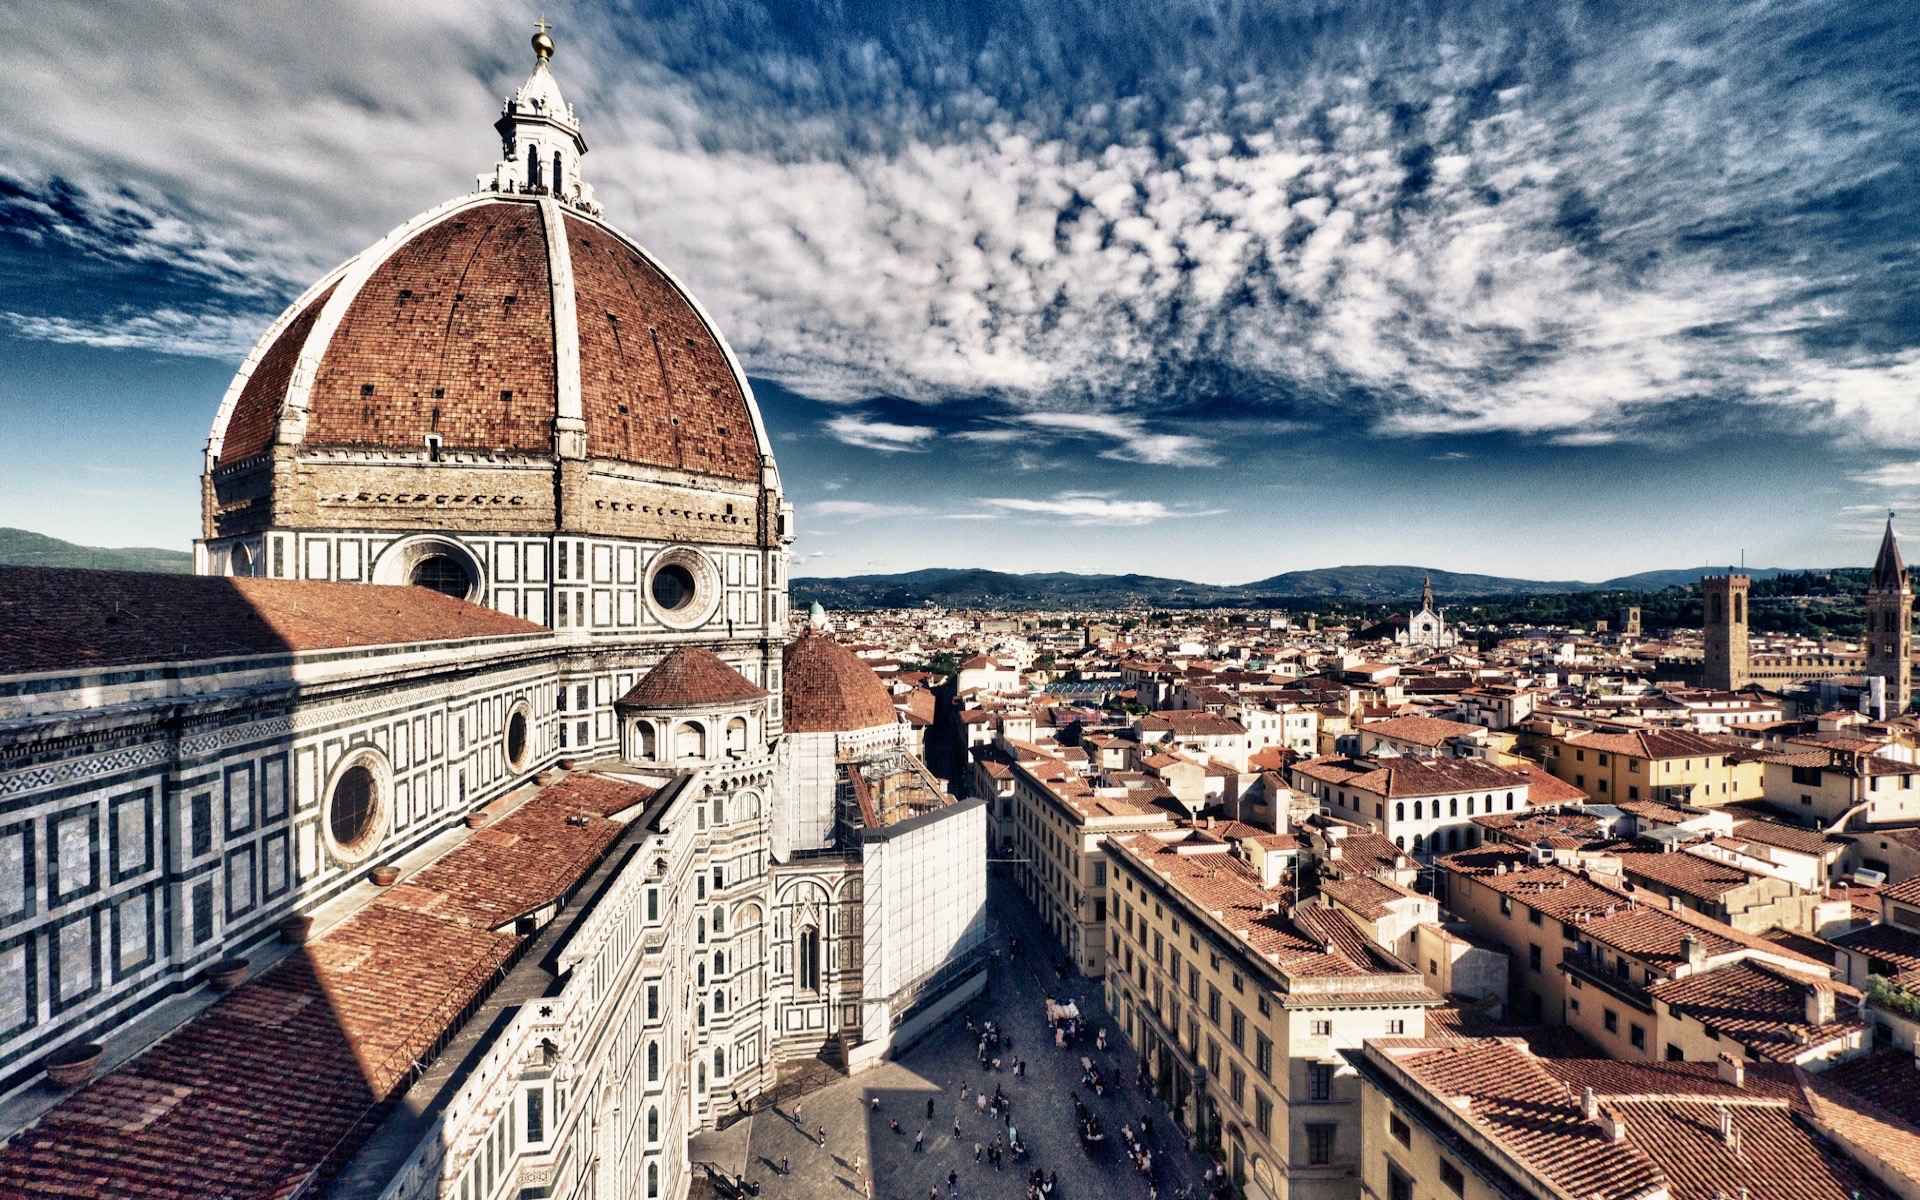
651,563,696,611
410,554,475,599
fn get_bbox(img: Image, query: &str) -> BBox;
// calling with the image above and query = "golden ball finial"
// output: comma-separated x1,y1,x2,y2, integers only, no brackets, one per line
532,18,555,61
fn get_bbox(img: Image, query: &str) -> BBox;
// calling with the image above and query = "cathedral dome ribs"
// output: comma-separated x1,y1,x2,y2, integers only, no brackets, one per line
200,31,780,552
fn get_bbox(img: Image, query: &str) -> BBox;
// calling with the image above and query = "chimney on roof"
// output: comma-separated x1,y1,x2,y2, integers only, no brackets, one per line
1581,1086,1599,1120
1716,1104,1736,1147
1805,983,1836,1026
1682,933,1706,971
1716,1052,1744,1089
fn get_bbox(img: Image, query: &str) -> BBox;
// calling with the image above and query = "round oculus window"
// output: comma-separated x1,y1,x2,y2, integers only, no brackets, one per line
650,563,697,611
506,709,530,771
410,554,473,599
329,765,379,851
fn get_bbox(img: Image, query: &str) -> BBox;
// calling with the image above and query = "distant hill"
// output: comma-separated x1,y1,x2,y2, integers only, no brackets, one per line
793,563,1839,609
0,528,192,574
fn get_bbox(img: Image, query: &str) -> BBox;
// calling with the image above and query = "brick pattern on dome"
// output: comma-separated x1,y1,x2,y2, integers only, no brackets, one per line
782,630,898,733
617,645,768,709
566,215,760,481
305,200,556,453
218,280,338,465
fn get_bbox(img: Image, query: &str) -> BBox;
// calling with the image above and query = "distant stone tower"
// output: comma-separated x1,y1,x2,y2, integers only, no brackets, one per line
1618,606,1642,639
1701,574,1751,690
1865,516,1912,714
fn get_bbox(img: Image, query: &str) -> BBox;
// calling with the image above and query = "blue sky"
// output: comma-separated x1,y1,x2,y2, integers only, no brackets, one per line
3,0,1919,582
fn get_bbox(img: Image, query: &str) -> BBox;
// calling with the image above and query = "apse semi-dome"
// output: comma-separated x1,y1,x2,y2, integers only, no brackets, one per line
199,31,791,577
782,629,898,734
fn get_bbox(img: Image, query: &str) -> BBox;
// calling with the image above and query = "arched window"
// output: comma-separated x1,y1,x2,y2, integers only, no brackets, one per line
713,950,726,975
1413,801,1423,820
714,988,726,1015
799,926,821,991
698,917,706,944
552,150,564,192
714,1047,726,1077
698,1002,707,1026
712,796,726,825
713,865,725,895
648,1163,659,1199
637,723,657,759
1449,797,1458,817
1466,796,1475,815
1412,834,1425,853
647,1042,659,1081
698,960,706,988
228,543,253,577
1395,802,1405,822
697,1062,706,1093
1506,792,1515,811
529,149,543,190
676,722,706,759
1395,836,1405,850
727,716,749,753
1446,829,1459,851
648,1106,659,1141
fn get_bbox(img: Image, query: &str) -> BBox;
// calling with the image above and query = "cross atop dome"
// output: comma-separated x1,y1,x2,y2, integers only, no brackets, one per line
480,23,601,213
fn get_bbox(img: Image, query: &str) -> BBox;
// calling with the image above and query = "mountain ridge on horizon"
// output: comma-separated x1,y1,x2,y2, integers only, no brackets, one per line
793,562,1836,608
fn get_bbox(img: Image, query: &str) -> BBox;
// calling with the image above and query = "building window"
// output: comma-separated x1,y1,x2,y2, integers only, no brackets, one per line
1629,1023,1646,1050
1229,1064,1246,1105
648,1106,659,1141
1308,1062,1334,1102
1388,1165,1413,1200
1255,1034,1273,1078
526,1087,545,1144
1389,1112,1411,1147
1306,1122,1335,1164
1604,1008,1618,1033
1386,1019,1405,1035
1230,1009,1245,1049
1529,944,1542,973
1499,895,1512,916
1310,1018,1332,1037
1440,1160,1464,1195
648,1042,659,1081
1254,1091,1274,1138
799,926,821,991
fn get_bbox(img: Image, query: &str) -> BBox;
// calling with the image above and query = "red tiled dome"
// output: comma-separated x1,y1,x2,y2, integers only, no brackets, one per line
782,629,898,733
618,646,768,709
211,195,764,480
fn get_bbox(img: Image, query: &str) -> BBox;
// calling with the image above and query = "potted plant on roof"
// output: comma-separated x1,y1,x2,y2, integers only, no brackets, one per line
277,911,316,945
207,957,251,992
370,864,401,886
464,810,490,829
44,1041,103,1089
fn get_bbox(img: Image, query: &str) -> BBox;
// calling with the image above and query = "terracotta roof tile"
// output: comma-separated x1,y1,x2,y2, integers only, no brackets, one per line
782,630,897,734
0,568,546,675
617,645,767,709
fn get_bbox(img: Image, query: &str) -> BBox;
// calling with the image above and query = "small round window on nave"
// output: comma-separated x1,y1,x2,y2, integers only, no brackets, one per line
651,563,696,611
506,710,529,771
410,554,473,599
329,765,378,850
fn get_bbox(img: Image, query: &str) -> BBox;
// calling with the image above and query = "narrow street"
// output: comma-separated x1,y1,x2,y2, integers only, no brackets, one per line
698,874,1216,1200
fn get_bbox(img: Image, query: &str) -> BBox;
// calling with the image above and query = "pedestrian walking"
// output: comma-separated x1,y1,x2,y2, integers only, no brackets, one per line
915,1130,925,1153
890,1118,900,1133
961,1083,969,1101
928,1097,937,1121
818,1125,827,1147
975,1141,984,1162
871,1096,881,1113
779,1157,789,1175
954,1117,963,1139
949,1169,960,1198
864,1179,874,1200
793,1104,802,1126
852,1156,863,1176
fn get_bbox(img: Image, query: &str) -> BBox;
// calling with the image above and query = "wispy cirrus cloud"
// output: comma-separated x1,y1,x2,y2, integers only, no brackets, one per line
6,0,1920,465
822,415,939,453
980,492,1224,526
809,499,931,519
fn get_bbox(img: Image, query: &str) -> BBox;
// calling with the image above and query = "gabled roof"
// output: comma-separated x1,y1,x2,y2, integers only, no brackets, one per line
0,567,545,675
